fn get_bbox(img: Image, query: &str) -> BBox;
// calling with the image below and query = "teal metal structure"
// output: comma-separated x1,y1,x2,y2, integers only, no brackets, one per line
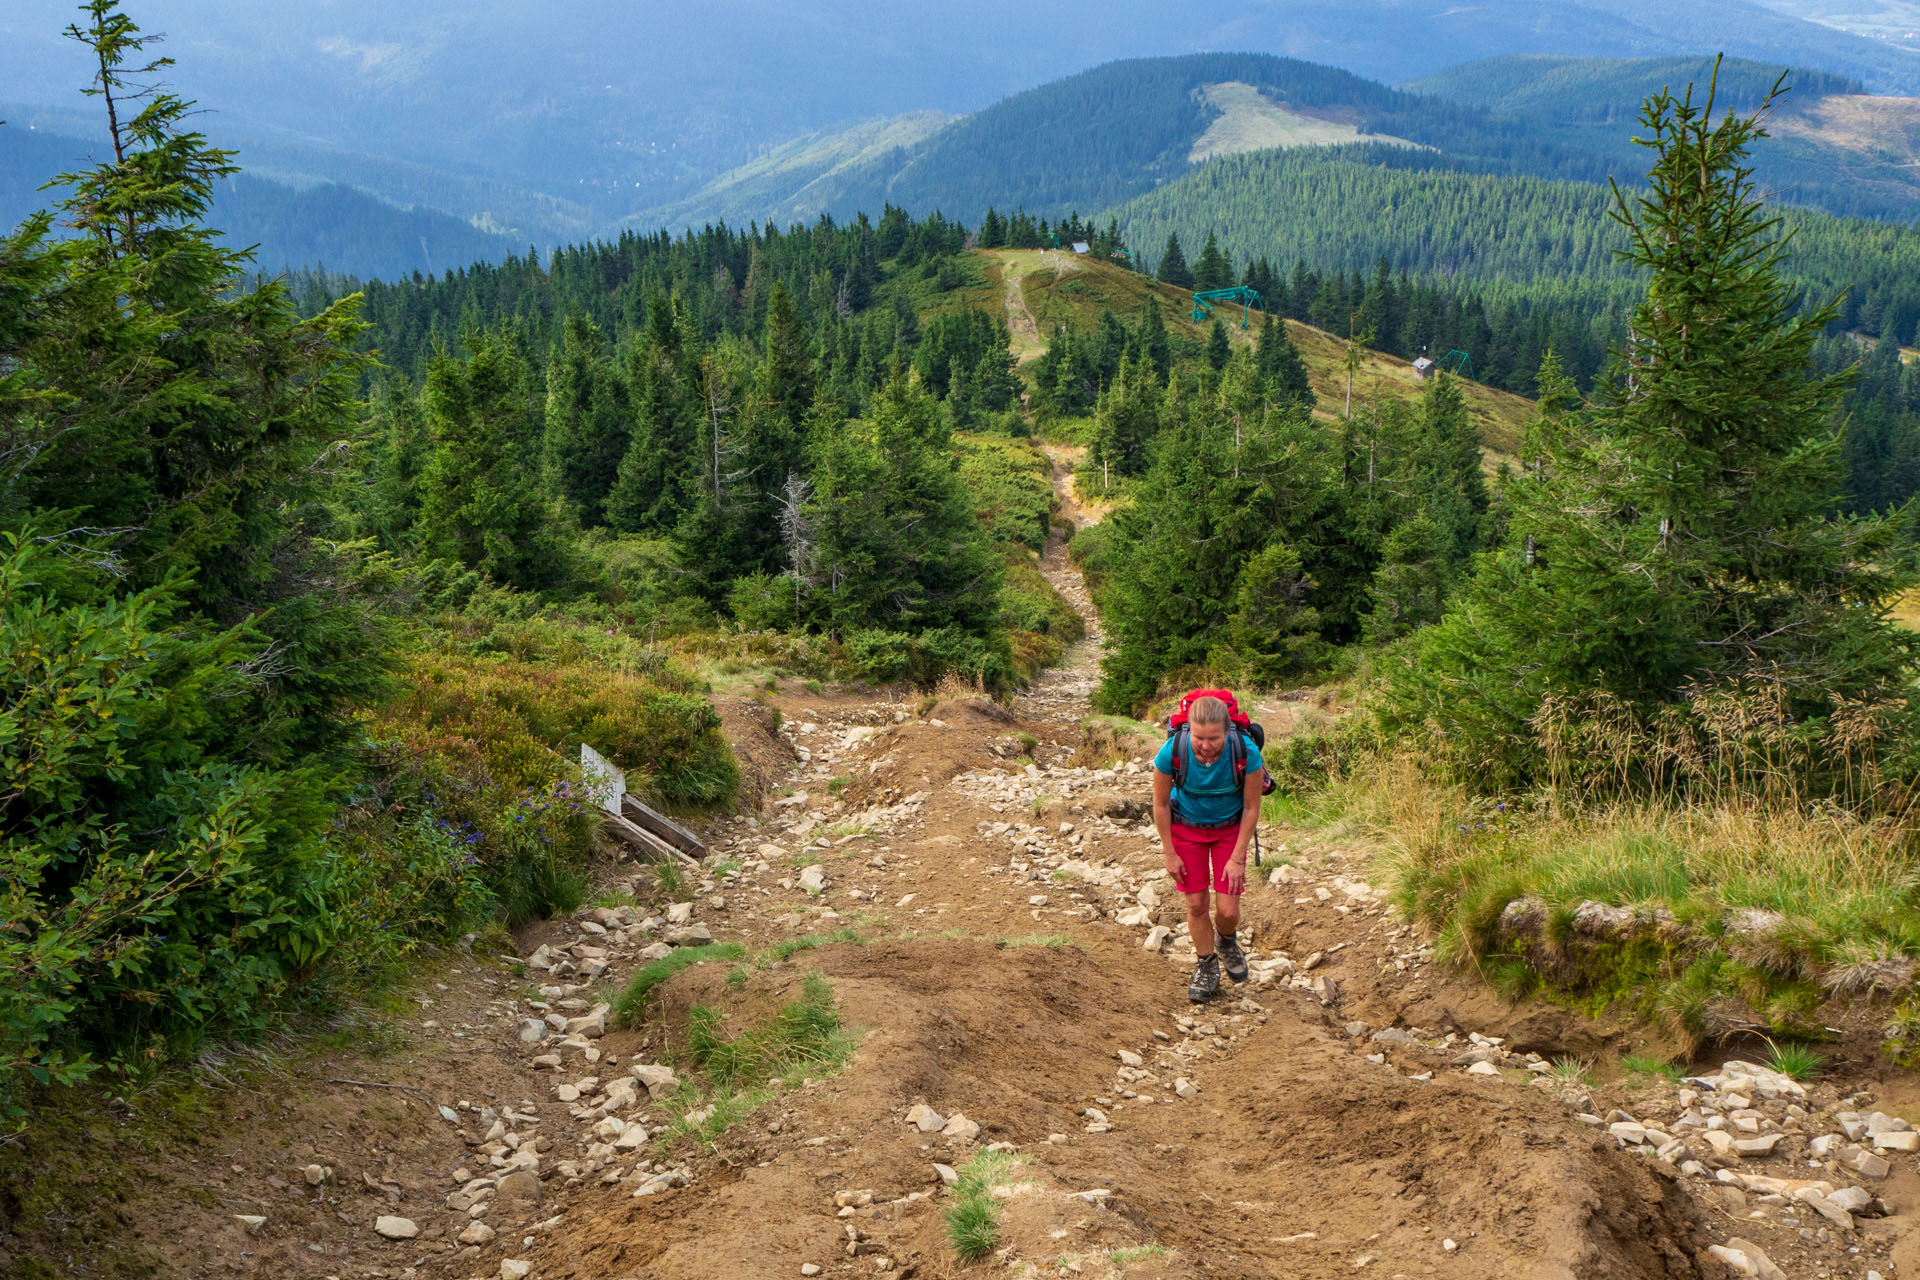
1190,286,1264,329
1438,348,1474,379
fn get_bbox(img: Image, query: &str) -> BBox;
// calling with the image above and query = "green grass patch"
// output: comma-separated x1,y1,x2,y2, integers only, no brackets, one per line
657,973,859,1153
590,887,639,909
760,928,867,965
827,774,853,796
1111,1245,1169,1265
945,1149,1022,1263
1763,1039,1823,1080
687,973,852,1087
1620,1052,1685,1082
995,934,1074,949
611,943,746,1027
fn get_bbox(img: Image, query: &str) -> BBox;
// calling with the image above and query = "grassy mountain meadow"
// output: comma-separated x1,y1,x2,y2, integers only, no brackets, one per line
9,0,1920,1151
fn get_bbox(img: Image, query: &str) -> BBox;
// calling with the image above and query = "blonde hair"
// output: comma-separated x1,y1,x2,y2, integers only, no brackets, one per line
1188,696,1230,728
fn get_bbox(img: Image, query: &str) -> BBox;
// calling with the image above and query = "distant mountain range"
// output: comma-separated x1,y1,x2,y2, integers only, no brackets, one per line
6,0,1920,243
640,52,1920,230
9,0,1920,279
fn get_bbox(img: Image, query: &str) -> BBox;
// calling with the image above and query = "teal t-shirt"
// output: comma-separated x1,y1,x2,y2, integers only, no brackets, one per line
1154,732,1262,827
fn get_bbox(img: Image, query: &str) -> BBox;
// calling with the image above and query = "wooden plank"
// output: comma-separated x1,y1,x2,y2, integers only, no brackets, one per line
620,793,707,857
580,743,627,817
604,812,698,868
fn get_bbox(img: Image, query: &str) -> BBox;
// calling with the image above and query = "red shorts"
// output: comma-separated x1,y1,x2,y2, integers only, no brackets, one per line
1169,821,1244,897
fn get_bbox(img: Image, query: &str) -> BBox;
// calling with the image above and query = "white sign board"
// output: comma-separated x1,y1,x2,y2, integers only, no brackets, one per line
579,743,627,817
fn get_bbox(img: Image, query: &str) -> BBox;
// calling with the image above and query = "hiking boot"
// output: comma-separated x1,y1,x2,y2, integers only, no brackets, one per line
1215,932,1249,984
1187,952,1221,1003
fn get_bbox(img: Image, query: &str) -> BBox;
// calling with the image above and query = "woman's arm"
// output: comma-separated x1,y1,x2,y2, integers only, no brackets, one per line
1152,767,1182,888
1224,764,1264,896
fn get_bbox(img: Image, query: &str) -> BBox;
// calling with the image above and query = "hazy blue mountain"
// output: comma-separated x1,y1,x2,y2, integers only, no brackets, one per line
1,125,517,280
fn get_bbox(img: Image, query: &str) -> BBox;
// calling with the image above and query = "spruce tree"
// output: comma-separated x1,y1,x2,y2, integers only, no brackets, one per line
1257,314,1314,406
1207,318,1232,372
542,313,630,525
1157,232,1193,289
420,334,558,590
1193,231,1232,293
1387,66,1918,790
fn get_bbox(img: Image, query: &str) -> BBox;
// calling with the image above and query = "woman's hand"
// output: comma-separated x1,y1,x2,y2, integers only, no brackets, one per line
1163,847,1185,890
1223,858,1246,897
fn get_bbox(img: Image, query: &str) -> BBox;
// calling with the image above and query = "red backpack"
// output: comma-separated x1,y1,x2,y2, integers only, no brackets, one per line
1165,688,1275,796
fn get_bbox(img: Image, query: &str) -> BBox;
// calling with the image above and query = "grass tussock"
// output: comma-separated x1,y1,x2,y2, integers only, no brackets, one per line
611,943,746,1027
945,1149,1022,1263
656,972,857,1152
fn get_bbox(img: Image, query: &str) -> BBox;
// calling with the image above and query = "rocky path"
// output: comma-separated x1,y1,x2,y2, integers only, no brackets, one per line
94,460,1920,1280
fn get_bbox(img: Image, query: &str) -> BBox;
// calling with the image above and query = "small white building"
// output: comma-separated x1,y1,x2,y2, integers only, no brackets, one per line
1070,241,1091,255
1412,355,1436,381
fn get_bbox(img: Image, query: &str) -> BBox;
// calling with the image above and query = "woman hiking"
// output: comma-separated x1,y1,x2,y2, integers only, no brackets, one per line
1151,694,1266,1002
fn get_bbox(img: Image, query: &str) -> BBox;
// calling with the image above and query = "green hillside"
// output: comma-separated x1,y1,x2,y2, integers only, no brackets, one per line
629,112,952,233
1110,146,1920,367
1407,54,1920,222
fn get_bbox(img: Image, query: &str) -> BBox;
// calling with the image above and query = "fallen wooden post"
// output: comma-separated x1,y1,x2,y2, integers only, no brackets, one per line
605,812,700,868
580,743,702,866
620,792,706,858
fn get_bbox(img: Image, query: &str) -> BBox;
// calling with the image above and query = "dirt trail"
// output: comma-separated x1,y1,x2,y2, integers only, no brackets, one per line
38,462,1920,1280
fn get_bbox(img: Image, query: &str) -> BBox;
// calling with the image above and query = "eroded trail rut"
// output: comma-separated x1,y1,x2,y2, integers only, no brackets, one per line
476,462,1709,1280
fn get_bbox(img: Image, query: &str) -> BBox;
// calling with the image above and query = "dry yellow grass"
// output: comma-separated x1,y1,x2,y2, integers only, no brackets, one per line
1188,82,1426,162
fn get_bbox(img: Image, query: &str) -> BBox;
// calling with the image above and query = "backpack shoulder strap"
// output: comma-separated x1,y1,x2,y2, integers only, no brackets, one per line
1169,724,1189,786
1228,727,1247,790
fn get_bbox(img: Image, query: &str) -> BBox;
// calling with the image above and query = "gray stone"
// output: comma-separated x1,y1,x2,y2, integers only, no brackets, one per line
663,923,713,945
1733,1133,1783,1156
905,1103,944,1132
519,1018,549,1044
1142,926,1172,951
496,1169,543,1205
1343,1021,1373,1039
233,1215,266,1236
1872,1130,1918,1152
933,1163,959,1187
1828,1186,1873,1213
500,1261,531,1280
1707,1237,1787,1280
373,1216,419,1240
632,1062,680,1098
458,1221,497,1246
1847,1149,1892,1180
940,1113,980,1142
1116,1049,1143,1068
798,865,827,893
